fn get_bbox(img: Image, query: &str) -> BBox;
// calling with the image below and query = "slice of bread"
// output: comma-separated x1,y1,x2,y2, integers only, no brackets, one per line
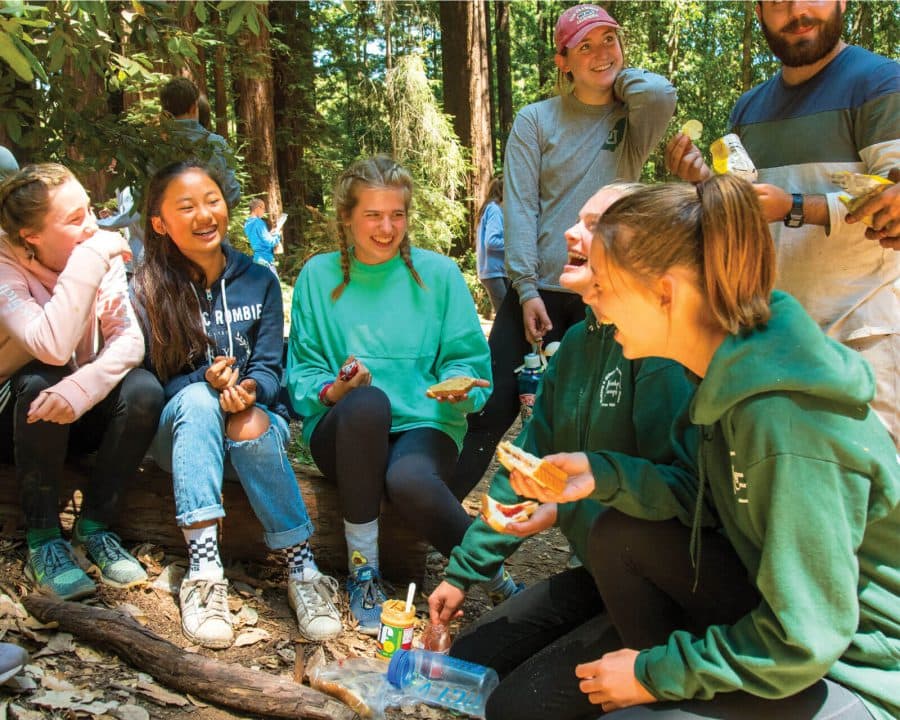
426,376,479,399
496,441,568,495
480,494,539,533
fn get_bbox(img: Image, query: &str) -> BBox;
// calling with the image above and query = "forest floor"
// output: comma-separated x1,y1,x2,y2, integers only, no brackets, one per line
0,420,570,720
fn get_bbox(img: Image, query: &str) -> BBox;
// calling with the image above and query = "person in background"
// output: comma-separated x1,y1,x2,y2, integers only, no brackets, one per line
666,0,899,445
452,3,677,501
160,77,241,209
519,175,898,719
244,198,281,277
429,184,706,720
287,155,520,635
475,174,508,316
133,160,341,649
0,163,162,599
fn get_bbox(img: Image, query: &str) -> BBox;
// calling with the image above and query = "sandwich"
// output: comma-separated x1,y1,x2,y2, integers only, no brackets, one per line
496,441,568,495
426,376,480,399
480,493,539,533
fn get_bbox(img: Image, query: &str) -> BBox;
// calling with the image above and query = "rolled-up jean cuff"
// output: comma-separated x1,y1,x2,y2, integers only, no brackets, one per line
264,521,315,551
176,503,225,528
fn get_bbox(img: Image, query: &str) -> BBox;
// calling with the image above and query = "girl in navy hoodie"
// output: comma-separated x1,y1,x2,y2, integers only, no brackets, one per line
133,161,341,649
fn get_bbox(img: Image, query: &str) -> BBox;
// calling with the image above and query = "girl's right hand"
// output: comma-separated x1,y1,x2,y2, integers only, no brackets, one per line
509,452,595,503
89,228,133,263
205,356,238,390
428,581,466,626
327,357,372,404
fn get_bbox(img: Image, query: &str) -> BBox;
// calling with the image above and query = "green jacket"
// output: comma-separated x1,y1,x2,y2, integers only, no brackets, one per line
287,248,491,450
635,291,900,720
444,310,699,589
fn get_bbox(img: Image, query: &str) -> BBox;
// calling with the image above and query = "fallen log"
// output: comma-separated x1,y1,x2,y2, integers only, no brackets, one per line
23,593,360,720
0,459,427,586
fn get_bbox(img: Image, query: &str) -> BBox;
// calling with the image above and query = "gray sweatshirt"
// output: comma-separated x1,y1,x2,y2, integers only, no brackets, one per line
504,68,676,303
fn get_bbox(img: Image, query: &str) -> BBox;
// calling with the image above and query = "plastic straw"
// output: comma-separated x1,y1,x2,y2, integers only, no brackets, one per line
404,582,416,613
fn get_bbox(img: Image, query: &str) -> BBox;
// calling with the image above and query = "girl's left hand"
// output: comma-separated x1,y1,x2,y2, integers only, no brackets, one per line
220,378,257,414
576,649,657,712
432,378,490,403
27,390,75,424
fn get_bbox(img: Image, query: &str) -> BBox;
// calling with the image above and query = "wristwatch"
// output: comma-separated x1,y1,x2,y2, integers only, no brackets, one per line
784,193,804,228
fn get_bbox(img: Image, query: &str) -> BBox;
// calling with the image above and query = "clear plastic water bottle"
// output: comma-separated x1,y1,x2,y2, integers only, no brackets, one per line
516,352,542,423
387,649,499,719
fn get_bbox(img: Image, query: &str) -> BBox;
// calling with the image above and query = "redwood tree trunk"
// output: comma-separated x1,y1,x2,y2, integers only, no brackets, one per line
439,0,492,252
495,1,513,159
234,1,282,218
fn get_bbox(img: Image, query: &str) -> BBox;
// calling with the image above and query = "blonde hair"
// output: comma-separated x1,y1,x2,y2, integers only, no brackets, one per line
593,174,775,333
0,163,76,248
331,155,423,300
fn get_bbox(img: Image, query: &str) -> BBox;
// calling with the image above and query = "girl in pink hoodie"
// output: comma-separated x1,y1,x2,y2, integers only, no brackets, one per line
0,163,163,600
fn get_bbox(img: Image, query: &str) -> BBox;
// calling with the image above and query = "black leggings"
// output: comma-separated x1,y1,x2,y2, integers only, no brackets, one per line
448,287,585,500
309,385,473,556
0,362,164,530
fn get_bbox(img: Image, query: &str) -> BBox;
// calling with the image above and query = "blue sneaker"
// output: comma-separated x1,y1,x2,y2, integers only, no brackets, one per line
486,568,524,607
72,527,147,588
346,564,387,635
26,538,96,600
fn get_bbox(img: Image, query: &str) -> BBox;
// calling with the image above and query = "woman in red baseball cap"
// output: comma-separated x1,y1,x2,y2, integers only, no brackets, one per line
452,4,677,505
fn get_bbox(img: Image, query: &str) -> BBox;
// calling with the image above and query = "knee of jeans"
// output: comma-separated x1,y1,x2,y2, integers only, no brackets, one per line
124,372,165,425
225,406,270,442
337,385,391,433
585,509,631,574
13,365,66,402
173,382,222,419
226,416,283,453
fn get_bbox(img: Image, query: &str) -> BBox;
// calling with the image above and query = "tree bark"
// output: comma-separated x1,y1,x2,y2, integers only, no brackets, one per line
494,1,513,160
234,1,282,218
22,594,359,720
741,1,754,92
439,0,492,251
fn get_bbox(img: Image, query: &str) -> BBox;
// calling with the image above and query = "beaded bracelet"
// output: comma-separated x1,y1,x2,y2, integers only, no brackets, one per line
319,381,335,407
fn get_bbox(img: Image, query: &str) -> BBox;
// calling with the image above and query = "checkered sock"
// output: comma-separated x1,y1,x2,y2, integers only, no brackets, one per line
183,524,223,581
285,541,319,582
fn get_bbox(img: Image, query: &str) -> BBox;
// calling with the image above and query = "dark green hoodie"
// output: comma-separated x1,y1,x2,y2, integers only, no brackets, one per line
634,291,900,720
444,309,700,589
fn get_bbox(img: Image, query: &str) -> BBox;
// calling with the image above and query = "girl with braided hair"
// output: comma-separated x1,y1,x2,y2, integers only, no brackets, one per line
288,155,520,633
0,163,163,600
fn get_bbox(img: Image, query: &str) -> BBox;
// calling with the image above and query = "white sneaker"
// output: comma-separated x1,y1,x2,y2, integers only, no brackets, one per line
179,577,234,649
288,573,342,641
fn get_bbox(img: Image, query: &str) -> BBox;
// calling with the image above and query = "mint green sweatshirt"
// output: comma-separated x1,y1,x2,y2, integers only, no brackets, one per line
634,291,900,720
444,310,700,589
287,248,491,450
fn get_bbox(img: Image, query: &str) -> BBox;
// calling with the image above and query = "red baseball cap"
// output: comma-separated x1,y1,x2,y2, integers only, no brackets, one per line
554,4,620,53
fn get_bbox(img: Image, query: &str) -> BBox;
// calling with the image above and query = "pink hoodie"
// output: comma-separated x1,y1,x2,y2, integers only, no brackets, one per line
0,231,144,419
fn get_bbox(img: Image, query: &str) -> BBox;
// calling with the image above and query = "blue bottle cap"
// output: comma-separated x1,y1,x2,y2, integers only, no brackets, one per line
387,648,411,688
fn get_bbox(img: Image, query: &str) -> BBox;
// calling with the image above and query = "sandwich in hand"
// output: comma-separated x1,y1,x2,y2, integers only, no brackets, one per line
496,441,568,495
426,376,480,399
480,493,539,533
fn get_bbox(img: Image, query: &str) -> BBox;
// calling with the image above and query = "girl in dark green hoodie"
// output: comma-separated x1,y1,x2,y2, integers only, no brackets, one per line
514,175,899,719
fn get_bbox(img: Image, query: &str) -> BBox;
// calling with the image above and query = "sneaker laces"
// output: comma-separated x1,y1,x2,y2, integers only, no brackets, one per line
354,572,388,611
188,579,230,618
295,575,339,616
84,532,129,567
35,539,74,579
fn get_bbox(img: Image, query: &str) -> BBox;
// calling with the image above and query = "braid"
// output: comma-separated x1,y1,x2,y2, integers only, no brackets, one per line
331,228,353,300
399,235,425,289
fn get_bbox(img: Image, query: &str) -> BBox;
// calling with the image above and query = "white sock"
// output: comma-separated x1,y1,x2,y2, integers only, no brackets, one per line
344,518,379,576
183,524,224,581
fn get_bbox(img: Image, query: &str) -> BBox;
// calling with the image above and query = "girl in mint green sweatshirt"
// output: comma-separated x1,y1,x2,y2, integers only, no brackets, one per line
287,156,519,634
514,175,898,719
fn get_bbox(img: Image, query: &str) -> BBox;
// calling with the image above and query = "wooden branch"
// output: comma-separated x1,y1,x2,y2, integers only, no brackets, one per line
23,593,360,720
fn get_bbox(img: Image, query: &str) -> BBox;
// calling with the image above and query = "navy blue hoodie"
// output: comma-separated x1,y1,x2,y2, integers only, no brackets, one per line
138,245,286,416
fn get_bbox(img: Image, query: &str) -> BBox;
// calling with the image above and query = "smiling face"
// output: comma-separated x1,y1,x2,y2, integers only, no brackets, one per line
758,0,844,68
555,26,623,104
584,230,672,359
22,179,96,272
150,167,228,265
343,186,408,265
560,186,630,296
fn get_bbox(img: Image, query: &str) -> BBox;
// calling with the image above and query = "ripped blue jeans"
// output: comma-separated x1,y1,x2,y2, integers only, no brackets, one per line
149,382,313,550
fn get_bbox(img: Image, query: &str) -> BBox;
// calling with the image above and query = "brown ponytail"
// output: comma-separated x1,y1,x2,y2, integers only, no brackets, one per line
594,174,775,333
0,163,76,248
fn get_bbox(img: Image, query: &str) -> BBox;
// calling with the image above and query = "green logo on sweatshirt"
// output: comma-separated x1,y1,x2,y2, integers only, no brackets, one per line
601,117,626,151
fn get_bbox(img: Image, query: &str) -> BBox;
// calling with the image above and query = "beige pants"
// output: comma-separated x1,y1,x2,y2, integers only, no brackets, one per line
845,333,899,449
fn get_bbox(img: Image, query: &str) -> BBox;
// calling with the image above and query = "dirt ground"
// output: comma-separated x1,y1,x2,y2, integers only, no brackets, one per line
0,427,570,720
